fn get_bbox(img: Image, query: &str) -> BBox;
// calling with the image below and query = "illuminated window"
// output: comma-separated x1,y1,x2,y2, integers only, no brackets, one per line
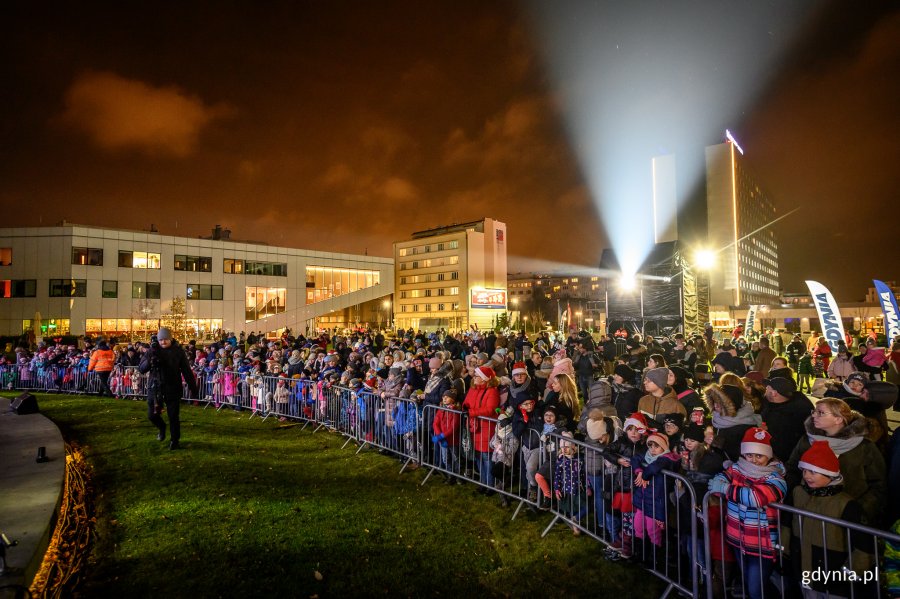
0,248,11,266
49,279,87,297
305,266,381,304
449,287,459,295
245,287,286,321
72,247,103,266
245,261,287,276
132,282,161,299
1,280,36,298
448,256,459,265
224,258,244,274
448,241,459,249
119,251,160,269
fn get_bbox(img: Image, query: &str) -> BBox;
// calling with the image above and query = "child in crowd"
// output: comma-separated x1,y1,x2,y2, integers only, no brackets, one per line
489,408,520,506
601,412,650,560
511,397,544,505
679,424,732,599
274,374,290,419
533,407,561,509
789,440,875,599
630,428,680,564
708,427,787,599
432,389,462,482
663,413,685,455
552,431,585,535
583,410,620,540
798,351,814,392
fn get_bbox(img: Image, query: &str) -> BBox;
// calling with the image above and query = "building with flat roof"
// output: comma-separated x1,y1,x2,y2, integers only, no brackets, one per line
393,218,507,332
0,224,393,339
705,138,780,307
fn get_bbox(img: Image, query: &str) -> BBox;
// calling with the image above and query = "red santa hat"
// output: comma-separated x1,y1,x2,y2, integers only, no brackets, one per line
798,440,842,481
475,366,496,381
741,427,773,458
623,412,650,434
511,361,528,376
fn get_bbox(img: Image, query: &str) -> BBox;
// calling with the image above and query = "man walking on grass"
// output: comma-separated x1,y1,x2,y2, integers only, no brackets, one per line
139,327,199,450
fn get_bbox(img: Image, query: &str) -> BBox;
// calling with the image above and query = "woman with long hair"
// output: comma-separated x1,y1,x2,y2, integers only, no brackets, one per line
545,372,581,431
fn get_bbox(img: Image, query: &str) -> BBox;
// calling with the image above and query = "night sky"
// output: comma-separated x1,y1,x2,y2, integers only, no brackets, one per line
2,1,898,301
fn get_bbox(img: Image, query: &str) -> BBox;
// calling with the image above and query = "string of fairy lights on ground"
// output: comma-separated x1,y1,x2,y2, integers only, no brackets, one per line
30,442,94,598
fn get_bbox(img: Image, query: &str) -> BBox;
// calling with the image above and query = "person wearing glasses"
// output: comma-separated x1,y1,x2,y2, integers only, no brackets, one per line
785,397,887,527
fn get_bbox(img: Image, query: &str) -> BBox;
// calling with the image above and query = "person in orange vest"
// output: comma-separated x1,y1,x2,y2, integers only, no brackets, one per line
88,340,116,397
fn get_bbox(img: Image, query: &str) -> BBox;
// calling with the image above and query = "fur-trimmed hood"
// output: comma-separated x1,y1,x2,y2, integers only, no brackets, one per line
704,384,741,417
803,410,868,440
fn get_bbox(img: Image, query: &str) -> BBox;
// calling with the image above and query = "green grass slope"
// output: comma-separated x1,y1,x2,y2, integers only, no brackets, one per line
11,393,662,598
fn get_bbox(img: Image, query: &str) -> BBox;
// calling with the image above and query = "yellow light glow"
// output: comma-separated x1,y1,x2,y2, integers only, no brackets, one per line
730,144,741,305
694,249,716,270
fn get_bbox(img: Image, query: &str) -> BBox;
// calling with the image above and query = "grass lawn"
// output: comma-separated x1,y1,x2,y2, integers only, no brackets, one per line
11,393,663,598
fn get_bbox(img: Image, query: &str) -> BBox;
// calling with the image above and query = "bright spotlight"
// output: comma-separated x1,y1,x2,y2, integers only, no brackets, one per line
617,274,637,291
694,249,716,270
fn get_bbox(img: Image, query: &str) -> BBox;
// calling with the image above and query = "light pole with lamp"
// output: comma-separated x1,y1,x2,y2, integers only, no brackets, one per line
523,315,528,335
382,299,391,332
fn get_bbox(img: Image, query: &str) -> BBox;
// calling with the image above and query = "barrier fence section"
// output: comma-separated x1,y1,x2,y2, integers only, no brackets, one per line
417,406,543,518
702,490,900,599
6,366,900,599
538,431,700,599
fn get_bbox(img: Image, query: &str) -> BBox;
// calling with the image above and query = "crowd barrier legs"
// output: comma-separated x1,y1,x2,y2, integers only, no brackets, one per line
9,371,900,599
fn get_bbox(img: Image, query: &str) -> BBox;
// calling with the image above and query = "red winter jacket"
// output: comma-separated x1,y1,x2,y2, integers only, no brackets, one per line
463,385,500,453
432,407,462,447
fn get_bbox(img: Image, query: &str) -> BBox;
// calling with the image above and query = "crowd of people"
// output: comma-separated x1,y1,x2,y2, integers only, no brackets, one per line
3,324,900,598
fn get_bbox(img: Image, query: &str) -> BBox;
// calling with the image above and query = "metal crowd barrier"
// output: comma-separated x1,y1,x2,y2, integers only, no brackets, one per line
417,406,543,518
5,363,899,599
702,490,900,599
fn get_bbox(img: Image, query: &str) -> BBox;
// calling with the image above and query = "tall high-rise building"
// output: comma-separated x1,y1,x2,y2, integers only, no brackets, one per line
705,137,780,307
393,218,507,332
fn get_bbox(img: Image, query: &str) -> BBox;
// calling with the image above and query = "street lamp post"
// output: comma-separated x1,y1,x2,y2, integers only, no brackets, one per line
523,315,528,334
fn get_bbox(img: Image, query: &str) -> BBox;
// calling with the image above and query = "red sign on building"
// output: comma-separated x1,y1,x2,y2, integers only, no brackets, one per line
470,289,507,309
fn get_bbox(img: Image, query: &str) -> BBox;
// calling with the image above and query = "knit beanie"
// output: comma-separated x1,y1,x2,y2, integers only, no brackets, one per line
798,440,843,482
764,377,796,397
614,364,636,382
157,327,172,341
683,424,706,444
585,409,608,441
644,367,670,390
740,427,773,458
647,431,670,451
511,361,528,376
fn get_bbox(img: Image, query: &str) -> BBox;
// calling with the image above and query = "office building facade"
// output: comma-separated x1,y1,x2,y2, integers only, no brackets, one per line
0,224,393,339
393,218,507,332
705,140,780,307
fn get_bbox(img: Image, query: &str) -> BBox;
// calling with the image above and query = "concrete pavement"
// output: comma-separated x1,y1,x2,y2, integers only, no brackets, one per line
0,394,65,594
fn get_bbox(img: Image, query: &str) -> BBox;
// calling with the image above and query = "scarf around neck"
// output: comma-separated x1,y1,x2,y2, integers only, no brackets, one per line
712,402,762,430
734,457,783,480
807,431,864,456
509,375,532,397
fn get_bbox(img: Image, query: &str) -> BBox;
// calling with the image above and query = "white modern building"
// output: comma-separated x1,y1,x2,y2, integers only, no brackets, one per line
393,218,507,332
0,224,394,339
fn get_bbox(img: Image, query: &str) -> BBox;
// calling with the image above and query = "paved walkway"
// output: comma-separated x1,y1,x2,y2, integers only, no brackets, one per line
0,394,65,593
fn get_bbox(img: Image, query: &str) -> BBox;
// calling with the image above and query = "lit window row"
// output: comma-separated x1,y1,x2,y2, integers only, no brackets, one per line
397,240,459,256
305,266,381,304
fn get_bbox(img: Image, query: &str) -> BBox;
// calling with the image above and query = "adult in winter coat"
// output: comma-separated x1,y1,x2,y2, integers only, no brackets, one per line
751,337,777,377
88,340,116,397
759,376,813,463
507,362,537,409
610,364,641,422
785,398,887,526
704,383,762,463
827,346,856,382
463,366,501,489
636,367,686,428
422,358,452,464
139,327,198,449
577,377,616,436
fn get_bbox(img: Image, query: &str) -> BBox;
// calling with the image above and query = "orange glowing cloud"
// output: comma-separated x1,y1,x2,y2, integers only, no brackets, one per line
59,71,233,157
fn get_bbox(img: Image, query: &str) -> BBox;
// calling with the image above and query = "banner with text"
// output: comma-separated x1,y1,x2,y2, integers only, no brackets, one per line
745,305,759,334
470,289,507,309
873,279,900,341
805,280,847,354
